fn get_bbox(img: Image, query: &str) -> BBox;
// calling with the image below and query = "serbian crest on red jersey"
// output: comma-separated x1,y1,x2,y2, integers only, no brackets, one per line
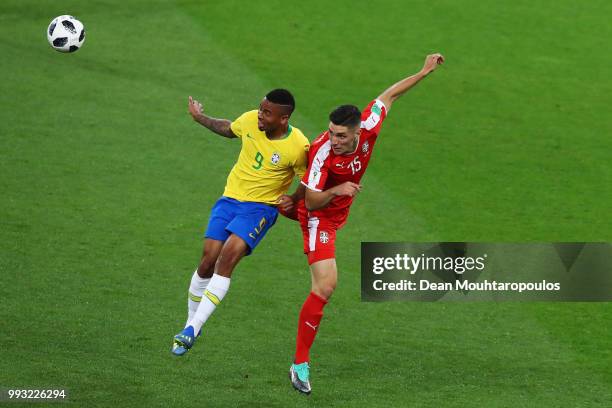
319,231,329,244
361,141,369,153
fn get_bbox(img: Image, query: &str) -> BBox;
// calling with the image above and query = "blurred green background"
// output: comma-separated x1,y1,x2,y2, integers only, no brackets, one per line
1,0,611,406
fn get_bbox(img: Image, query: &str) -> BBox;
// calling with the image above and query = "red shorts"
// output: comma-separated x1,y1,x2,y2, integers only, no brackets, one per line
300,216,338,265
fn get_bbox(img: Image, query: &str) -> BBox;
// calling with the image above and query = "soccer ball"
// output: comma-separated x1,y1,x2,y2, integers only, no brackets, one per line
47,15,85,53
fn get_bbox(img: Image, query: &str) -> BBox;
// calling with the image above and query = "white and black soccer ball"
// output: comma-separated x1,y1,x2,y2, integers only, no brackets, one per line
47,15,85,53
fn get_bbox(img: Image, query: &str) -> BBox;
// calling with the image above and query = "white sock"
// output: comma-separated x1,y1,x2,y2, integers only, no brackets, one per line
188,273,231,335
186,270,211,326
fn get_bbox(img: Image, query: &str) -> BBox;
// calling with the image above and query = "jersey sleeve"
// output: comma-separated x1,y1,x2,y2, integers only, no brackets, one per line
360,99,388,138
229,110,256,138
301,137,331,192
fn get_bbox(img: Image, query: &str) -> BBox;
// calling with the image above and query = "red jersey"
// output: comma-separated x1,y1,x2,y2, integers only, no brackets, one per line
298,99,388,227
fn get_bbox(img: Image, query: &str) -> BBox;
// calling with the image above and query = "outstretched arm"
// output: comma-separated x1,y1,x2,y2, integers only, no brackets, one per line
377,53,445,110
188,96,237,138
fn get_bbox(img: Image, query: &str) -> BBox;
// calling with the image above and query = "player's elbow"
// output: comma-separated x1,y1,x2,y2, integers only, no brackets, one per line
304,194,321,211
304,197,317,211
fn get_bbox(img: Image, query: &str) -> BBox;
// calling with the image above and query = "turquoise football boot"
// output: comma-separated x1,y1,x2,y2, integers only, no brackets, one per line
289,362,311,395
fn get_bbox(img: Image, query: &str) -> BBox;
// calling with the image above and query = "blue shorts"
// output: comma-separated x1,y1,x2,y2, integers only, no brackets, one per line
204,196,279,255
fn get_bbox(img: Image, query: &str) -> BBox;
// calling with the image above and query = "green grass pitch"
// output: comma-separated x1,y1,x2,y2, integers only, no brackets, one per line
1,0,611,406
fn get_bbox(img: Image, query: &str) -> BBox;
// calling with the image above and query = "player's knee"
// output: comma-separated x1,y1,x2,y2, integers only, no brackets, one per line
219,248,240,267
215,247,245,276
214,257,235,278
315,281,336,300
197,257,216,278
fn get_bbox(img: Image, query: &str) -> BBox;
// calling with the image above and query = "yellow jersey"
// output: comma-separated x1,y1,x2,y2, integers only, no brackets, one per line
224,110,309,204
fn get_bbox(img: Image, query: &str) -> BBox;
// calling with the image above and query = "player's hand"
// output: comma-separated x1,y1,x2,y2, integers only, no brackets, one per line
188,96,204,120
331,182,362,197
421,53,444,76
277,194,295,213
277,194,298,221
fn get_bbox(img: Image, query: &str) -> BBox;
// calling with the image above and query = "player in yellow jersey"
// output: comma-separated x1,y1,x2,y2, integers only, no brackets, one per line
172,89,309,356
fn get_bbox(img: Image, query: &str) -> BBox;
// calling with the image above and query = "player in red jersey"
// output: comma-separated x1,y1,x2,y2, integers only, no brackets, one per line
289,53,445,394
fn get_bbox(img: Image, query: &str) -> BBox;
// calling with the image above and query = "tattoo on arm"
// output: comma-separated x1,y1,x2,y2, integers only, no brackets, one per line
195,115,236,138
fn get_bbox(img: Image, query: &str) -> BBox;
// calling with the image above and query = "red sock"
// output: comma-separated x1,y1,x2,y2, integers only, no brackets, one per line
294,292,328,364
